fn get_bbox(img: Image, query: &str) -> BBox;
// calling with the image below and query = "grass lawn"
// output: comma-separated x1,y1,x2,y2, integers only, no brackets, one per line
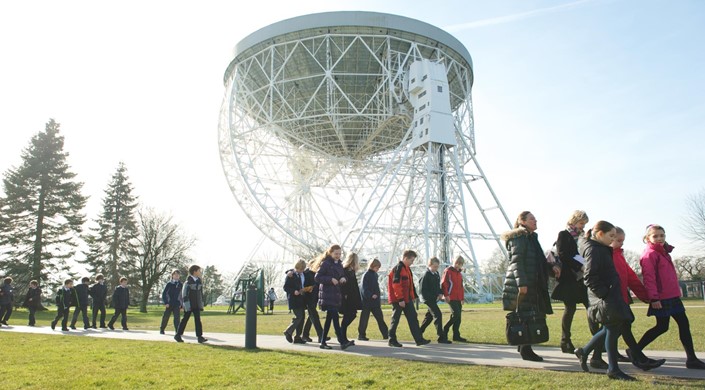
6,300,704,352
0,332,703,389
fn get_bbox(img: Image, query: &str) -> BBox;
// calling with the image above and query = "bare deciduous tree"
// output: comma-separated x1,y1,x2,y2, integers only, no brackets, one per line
623,249,642,278
683,189,705,249
674,256,705,281
130,208,194,312
481,247,508,275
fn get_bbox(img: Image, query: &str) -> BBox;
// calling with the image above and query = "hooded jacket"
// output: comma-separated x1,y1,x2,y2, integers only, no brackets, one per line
581,237,632,326
442,266,464,301
640,242,681,301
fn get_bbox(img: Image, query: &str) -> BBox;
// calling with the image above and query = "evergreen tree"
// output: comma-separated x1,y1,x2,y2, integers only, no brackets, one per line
80,162,139,290
0,119,87,287
202,265,224,306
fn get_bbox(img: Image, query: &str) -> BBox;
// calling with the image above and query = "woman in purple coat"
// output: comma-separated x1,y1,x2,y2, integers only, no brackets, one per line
314,244,353,350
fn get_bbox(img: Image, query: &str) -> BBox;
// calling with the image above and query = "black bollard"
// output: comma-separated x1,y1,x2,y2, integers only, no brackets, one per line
245,284,257,349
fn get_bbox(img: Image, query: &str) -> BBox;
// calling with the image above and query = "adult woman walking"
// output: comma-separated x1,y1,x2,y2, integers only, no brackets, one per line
552,211,592,354
340,252,362,346
502,211,556,361
314,244,353,350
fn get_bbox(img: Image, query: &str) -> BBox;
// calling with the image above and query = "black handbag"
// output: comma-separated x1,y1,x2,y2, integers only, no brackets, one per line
505,296,550,345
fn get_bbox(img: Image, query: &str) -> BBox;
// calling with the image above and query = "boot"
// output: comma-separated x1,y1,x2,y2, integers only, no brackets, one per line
520,345,543,362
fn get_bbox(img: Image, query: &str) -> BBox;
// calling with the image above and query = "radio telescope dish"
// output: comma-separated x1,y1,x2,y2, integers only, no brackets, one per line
219,11,511,298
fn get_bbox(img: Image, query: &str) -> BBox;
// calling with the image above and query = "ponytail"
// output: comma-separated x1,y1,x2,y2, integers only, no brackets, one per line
587,220,615,240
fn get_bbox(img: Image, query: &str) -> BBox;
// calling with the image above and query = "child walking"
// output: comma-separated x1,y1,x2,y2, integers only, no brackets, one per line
357,258,389,341
89,274,108,328
314,244,352,350
419,257,450,343
24,280,41,326
283,259,307,344
175,265,207,343
108,277,130,330
0,277,15,326
637,224,705,369
160,270,183,335
387,250,430,348
340,253,362,345
52,279,76,331
71,277,91,330
442,256,467,342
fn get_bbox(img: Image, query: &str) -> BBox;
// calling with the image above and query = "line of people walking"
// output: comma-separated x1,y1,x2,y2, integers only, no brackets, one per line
502,210,705,381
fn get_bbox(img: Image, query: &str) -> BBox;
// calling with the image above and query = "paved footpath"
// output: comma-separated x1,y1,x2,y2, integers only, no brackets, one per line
2,325,704,380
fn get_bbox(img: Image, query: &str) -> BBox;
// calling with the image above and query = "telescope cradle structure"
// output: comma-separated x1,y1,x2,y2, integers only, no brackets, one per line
219,11,511,301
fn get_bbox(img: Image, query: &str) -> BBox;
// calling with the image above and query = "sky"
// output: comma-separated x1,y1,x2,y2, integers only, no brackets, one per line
1,0,704,277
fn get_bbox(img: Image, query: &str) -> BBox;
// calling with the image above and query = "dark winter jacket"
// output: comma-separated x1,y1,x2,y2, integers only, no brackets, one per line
111,286,130,309
74,283,90,306
341,268,362,312
360,270,382,309
162,280,183,307
501,227,553,315
0,283,14,305
303,268,318,307
420,268,442,304
581,237,633,326
284,271,306,310
552,229,589,304
388,261,416,304
315,256,345,311
182,275,204,312
89,282,108,304
23,287,41,308
55,287,75,310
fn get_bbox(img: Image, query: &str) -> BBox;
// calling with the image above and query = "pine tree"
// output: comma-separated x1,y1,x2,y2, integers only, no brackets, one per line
0,119,87,287
202,265,225,306
81,162,139,290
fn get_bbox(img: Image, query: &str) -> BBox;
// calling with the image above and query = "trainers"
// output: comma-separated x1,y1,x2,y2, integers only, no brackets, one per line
416,339,431,346
174,334,184,342
197,337,208,343
388,339,403,347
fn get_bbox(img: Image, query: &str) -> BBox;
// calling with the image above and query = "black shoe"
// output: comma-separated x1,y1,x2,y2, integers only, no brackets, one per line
51,321,56,330
388,339,403,347
284,332,293,343
438,338,452,344
302,336,313,342
452,336,468,343
416,339,431,346
84,326,90,330
174,334,183,343
520,346,543,362
646,358,666,370
341,340,354,350
108,324,114,330
607,370,636,381
616,352,630,363
358,336,369,341
122,327,129,331
575,348,589,372
0,321,8,325
160,329,165,335
99,325,107,329
70,325,77,330
561,340,576,354
61,328,70,332
590,358,609,370
197,337,208,343
293,337,306,344
686,359,705,369
91,325,97,329
320,343,332,349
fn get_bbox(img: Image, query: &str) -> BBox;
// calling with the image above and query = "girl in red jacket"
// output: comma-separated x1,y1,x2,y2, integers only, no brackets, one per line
636,224,705,369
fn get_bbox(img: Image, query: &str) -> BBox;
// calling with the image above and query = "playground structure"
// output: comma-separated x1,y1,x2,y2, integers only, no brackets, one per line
227,267,265,314
219,12,511,302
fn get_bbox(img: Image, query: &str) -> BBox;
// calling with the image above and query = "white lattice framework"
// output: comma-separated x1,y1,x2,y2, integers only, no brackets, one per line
218,12,511,299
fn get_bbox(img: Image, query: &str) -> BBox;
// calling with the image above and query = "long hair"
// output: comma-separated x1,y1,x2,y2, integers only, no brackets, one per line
513,211,532,228
311,244,342,271
343,252,359,272
585,220,616,239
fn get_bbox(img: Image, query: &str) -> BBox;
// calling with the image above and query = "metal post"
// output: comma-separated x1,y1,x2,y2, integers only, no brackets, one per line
245,284,257,349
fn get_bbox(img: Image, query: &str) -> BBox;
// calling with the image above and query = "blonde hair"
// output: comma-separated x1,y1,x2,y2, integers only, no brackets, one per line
428,257,440,265
311,244,342,271
643,224,665,243
567,210,589,227
294,259,306,271
343,252,360,272
454,256,465,265
368,258,381,270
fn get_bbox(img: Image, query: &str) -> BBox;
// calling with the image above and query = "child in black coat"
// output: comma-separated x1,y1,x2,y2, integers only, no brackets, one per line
0,277,15,326
357,259,389,340
23,280,41,326
89,274,108,328
108,277,130,330
283,260,307,344
52,279,76,331
175,265,207,343
419,257,450,343
71,277,91,330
